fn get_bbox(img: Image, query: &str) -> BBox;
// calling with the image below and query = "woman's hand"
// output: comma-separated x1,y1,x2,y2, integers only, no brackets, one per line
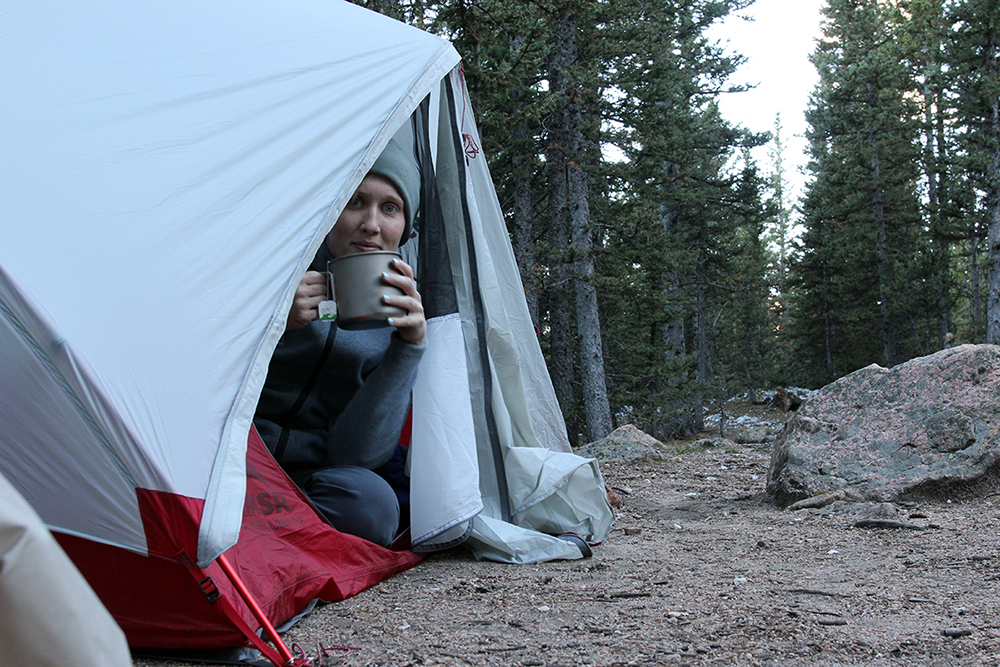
285,270,327,330
381,257,426,346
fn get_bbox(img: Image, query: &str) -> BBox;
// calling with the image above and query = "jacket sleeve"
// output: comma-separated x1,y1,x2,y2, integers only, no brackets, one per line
324,334,425,469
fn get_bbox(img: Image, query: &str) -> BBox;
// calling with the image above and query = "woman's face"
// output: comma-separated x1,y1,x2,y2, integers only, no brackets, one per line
326,174,406,258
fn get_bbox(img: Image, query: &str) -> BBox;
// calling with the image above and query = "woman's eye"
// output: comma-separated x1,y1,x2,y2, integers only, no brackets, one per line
383,203,400,214
348,197,363,208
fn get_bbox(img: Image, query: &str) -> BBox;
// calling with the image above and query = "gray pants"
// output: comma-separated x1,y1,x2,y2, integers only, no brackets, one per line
291,466,399,547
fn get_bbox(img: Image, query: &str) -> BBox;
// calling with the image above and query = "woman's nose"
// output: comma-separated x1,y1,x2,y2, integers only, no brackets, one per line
360,206,380,232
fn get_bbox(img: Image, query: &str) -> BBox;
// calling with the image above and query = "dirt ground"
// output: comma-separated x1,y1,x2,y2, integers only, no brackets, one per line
136,398,1000,667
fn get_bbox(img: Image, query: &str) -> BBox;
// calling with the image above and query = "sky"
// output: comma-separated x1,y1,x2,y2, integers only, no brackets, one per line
708,0,827,210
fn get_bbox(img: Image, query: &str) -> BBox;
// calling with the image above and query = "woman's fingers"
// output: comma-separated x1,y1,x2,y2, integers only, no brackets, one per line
286,271,328,330
382,259,425,345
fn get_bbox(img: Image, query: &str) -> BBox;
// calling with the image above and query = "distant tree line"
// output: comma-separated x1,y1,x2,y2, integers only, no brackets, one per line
349,0,1000,446
794,0,1000,388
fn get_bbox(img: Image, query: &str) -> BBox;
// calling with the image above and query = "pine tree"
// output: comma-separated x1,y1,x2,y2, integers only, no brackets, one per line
765,114,795,372
711,155,775,404
903,0,956,348
599,0,762,438
793,0,923,382
947,0,1000,343
766,114,794,294
546,0,612,442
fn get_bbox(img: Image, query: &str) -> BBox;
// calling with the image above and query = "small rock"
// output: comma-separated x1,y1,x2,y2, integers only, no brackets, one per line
577,424,671,461
817,618,848,626
735,426,773,444
624,527,642,536
787,490,849,511
853,519,925,530
943,627,974,638
851,502,897,520
689,437,739,450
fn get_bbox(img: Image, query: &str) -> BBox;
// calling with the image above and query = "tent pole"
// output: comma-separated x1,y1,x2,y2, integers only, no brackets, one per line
216,553,301,666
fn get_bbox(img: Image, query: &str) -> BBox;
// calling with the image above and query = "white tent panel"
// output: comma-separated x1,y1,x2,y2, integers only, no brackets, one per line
0,269,147,550
409,313,482,548
505,446,612,539
1,1,459,563
430,68,613,560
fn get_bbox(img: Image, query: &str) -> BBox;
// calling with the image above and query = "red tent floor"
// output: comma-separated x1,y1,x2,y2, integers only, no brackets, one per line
56,428,424,656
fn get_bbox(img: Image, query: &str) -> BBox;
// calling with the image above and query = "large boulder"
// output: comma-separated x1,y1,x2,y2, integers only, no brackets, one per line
767,344,1000,507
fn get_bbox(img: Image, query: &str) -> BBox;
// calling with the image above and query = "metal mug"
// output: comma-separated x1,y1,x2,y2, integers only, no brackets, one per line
327,251,406,329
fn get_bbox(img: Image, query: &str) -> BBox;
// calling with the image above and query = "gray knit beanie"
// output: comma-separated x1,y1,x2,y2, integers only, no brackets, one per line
369,136,421,246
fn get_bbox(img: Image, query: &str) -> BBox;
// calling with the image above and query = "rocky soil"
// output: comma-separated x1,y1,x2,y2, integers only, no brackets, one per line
136,396,1000,667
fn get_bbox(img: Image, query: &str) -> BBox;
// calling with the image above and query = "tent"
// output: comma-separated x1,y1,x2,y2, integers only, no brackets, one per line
0,1,613,661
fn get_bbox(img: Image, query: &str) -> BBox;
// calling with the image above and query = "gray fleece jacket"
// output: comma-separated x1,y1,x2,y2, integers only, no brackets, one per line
254,245,425,476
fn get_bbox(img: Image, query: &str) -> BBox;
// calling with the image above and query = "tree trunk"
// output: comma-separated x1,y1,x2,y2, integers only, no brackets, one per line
545,12,578,443
511,127,538,327
935,93,953,343
923,62,950,350
547,3,611,443
512,167,537,326
986,70,1000,344
569,154,611,441
507,30,539,328
654,160,716,439
868,83,897,366
823,260,835,380
972,235,984,342
691,283,710,431
546,150,577,443
659,179,686,361
655,196,700,440
987,202,1000,345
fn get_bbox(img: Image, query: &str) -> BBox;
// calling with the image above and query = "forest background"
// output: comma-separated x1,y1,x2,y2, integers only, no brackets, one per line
350,0,1000,447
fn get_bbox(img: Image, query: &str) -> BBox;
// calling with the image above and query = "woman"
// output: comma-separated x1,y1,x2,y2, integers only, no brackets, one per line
254,138,425,547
